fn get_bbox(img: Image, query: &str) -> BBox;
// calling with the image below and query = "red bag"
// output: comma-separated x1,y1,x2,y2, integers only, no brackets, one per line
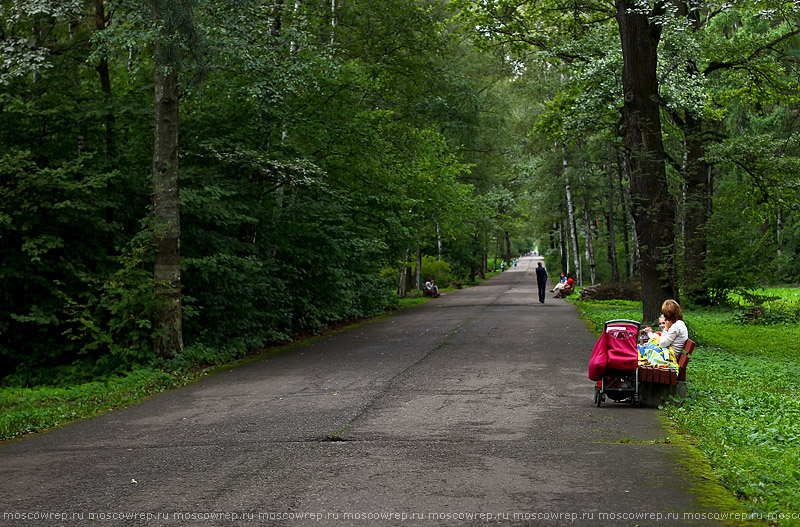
588,323,640,381
588,331,609,381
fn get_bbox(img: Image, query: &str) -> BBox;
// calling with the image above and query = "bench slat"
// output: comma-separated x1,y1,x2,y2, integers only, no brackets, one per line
637,366,678,385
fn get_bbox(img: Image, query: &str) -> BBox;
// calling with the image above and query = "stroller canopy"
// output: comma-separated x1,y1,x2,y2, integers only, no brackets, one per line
588,319,640,381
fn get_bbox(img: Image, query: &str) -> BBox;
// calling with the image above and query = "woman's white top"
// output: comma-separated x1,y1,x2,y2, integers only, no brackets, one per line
658,320,688,354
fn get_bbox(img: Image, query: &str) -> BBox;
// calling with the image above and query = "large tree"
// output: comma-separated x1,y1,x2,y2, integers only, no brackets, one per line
616,0,675,321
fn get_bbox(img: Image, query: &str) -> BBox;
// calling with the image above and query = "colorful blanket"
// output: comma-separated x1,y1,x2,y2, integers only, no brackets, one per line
638,336,679,371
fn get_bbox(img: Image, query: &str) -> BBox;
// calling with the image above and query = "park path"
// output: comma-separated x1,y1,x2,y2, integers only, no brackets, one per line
1,257,745,526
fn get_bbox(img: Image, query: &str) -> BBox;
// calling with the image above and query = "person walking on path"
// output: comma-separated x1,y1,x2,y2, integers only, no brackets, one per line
535,261,548,303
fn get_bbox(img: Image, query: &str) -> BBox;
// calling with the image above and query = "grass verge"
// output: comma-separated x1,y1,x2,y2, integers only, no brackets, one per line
571,290,800,524
0,368,194,441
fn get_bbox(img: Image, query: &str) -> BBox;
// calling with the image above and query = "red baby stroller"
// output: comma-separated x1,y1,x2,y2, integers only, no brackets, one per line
588,319,641,406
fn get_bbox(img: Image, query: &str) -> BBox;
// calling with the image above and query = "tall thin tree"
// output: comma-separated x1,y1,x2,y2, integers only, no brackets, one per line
149,0,197,357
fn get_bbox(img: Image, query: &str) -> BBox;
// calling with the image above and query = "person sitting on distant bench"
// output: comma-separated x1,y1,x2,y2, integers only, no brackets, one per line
424,279,440,297
554,274,574,298
552,272,567,293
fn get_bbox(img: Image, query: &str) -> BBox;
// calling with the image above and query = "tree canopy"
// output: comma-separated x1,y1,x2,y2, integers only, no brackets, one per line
1,0,799,384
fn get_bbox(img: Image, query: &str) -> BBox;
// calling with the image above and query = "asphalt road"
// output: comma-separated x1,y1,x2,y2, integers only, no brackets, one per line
1,257,744,526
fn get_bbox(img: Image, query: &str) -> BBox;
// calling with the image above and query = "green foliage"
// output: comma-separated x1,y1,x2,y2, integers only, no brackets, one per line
0,368,191,441
0,0,503,384
56,229,159,370
726,287,800,326
0,150,126,380
418,256,453,284
2,0,798,423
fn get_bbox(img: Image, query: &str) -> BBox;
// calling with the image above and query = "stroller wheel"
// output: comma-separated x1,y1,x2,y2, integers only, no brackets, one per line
594,386,602,407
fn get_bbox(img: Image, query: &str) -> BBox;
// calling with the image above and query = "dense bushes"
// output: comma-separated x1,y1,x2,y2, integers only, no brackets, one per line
0,0,493,386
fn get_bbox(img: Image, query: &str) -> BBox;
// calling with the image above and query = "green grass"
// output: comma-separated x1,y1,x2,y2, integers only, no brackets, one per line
728,286,800,305
0,368,195,441
572,290,800,524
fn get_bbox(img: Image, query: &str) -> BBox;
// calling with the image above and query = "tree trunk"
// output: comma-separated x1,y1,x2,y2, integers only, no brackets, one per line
492,233,500,272
564,159,581,284
415,243,422,290
291,0,302,55
269,0,284,37
330,0,337,46
681,109,711,302
559,218,568,275
674,2,711,303
616,0,675,322
397,249,410,296
93,0,115,156
482,226,489,273
606,154,620,282
152,53,183,358
436,223,443,260
616,151,631,278
579,164,596,285
397,266,407,297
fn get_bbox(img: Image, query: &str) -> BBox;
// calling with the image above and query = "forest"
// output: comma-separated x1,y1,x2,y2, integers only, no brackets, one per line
1,0,799,387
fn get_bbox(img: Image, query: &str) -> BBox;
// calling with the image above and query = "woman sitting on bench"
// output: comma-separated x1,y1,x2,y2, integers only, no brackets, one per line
637,300,687,371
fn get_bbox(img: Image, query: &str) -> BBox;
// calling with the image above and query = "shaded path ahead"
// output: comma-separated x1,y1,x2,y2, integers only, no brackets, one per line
2,257,741,525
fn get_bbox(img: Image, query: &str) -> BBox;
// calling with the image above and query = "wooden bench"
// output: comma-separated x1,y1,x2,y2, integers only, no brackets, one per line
637,338,696,405
423,283,441,297
637,338,695,384
554,286,574,298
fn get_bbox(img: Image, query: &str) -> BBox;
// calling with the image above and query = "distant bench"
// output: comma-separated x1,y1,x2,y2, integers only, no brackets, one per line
554,286,574,298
